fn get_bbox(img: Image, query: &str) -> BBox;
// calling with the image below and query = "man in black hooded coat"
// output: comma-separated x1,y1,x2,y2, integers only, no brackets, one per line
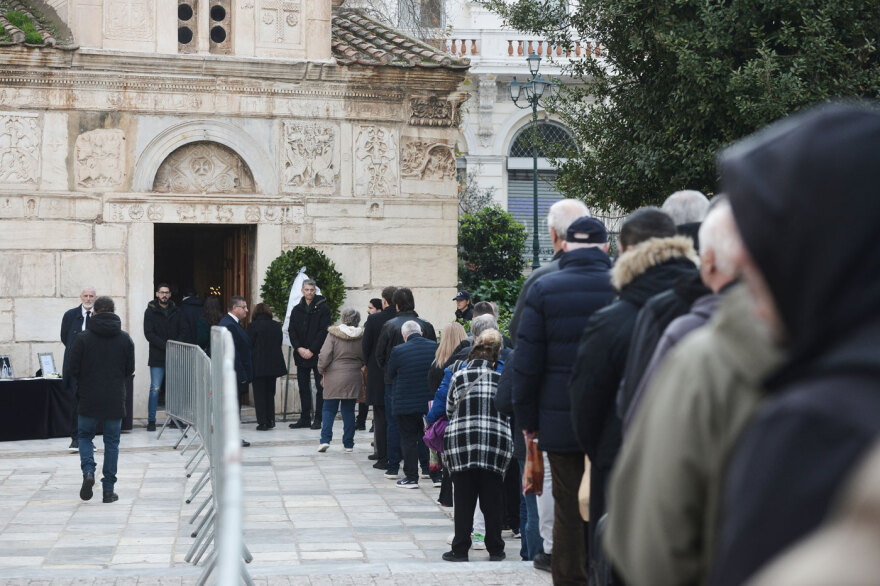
709,103,880,586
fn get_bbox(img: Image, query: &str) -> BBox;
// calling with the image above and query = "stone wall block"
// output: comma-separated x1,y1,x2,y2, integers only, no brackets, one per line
338,288,375,319
14,298,79,342
371,246,457,288
401,178,459,198
0,307,13,342
313,217,455,246
0,252,57,297
315,245,370,288
0,221,92,250
282,223,314,246
406,287,459,331
95,224,127,249
60,253,126,297
73,198,103,220
381,201,446,220
40,112,69,191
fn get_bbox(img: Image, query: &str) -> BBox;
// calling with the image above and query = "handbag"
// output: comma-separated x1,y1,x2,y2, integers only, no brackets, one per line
522,431,543,496
423,370,490,453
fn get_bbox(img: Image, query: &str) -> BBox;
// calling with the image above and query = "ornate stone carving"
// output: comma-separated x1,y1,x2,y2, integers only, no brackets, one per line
111,204,126,222
153,142,255,194
74,129,126,190
409,96,463,127
258,0,301,45
147,204,163,221
0,112,41,185
401,140,457,181
177,205,197,222
281,121,339,192
25,198,38,217
128,204,144,220
245,206,261,222
216,206,234,222
105,0,155,41
354,125,398,197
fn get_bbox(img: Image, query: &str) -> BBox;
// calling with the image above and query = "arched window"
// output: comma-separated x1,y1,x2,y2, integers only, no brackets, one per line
509,121,577,158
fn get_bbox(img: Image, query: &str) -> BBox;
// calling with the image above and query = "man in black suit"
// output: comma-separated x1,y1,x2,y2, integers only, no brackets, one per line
60,286,97,451
362,286,397,468
219,295,254,447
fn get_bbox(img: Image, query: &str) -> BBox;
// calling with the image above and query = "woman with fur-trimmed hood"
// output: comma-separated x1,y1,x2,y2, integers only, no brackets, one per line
316,308,365,452
568,207,699,529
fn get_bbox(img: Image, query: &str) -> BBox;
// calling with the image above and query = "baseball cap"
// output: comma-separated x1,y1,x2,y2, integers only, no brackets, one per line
452,290,471,301
566,216,608,243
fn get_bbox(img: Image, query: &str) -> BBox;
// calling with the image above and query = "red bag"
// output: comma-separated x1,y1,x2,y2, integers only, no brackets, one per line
522,431,544,496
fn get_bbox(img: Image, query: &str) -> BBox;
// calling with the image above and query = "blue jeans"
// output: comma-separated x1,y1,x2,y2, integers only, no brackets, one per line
79,416,122,493
320,399,356,448
148,366,165,423
519,457,543,559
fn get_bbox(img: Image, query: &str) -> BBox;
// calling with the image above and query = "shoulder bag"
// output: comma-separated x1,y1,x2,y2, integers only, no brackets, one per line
423,369,489,453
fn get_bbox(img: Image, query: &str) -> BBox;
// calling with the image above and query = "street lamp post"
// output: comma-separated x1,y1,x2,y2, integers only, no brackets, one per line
509,52,551,270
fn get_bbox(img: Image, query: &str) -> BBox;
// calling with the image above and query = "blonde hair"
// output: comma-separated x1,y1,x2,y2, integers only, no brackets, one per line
468,329,502,364
434,322,467,367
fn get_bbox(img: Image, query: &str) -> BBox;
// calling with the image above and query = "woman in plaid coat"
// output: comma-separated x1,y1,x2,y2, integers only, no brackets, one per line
443,329,513,562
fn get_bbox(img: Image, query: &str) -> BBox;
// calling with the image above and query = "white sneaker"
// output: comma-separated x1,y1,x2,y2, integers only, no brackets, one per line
318,443,329,452
472,532,486,550
420,472,431,479
446,533,454,545
343,447,353,453
383,471,399,479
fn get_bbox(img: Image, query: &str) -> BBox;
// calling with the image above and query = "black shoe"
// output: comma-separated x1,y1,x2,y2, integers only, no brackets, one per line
256,424,268,431
368,454,379,460
268,422,275,429
533,551,551,572
489,552,506,562
146,422,156,432
372,459,387,470
80,472,95,501
356,422,366,431
68,439,78,452
289,419,310,429
310,420,322,430
442,551,468,562
102,491,119,503
241,439,251,447
369,423,374,433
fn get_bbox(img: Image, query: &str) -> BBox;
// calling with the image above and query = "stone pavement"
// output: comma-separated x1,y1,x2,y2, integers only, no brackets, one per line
0,415,551,584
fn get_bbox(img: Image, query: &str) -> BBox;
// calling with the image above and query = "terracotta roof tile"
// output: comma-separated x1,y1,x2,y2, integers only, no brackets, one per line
0,0,76,49
332,8,469,70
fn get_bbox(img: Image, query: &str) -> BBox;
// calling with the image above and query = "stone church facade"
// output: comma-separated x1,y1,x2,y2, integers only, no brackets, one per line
0,0,467,418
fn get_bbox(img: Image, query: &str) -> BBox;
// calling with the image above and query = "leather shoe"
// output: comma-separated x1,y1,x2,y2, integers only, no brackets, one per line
355,422,366,431
442,551,468,562
489,552,506,562
80,472,95,501
372,459,387,469
102,491,119,503
256,424,268,431
289,419,310,429
533,551,551,572
146,422,156,432
368,454,379,460
310,420,322,430
241,439,251,447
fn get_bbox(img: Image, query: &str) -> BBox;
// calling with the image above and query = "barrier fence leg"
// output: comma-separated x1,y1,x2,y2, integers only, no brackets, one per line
242,542,254,563
186,448,206,477
180,427,199,456
157,416,171,439
187,468,210,503
188,494,212,524
191,525,215,564
172,423,191,450
195,551,217,586
242,561,255,586
191,503,214,538
185,514,214,563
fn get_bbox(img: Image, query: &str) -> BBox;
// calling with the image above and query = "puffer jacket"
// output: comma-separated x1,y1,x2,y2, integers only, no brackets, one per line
143,300,188,367
512,246,615,453
318,325,365,400
385,334,437,415
288,295,331,367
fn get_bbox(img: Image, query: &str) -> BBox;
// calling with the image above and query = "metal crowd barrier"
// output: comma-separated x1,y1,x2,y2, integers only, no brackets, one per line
165,332,253,585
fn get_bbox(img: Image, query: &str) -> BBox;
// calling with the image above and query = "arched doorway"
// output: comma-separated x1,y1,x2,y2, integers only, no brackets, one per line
506,121,577,264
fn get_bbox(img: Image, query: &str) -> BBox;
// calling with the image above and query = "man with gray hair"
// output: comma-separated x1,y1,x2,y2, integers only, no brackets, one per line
61,285,97,451
385,320,438,488
509,198,590,343
662,190,711,248
288,279,331,429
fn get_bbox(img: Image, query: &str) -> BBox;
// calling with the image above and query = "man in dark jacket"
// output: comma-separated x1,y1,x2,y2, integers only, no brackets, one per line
362,286,397,469
287,279,331,430
60,285,97,451
219,295,253,448
568,208,698,538
375,287,436,478
69,296,134,504
178,287,204,345
512,216,616,584
709,104,880,586
508,199,590,344
143,283,189,431
385,320,438,488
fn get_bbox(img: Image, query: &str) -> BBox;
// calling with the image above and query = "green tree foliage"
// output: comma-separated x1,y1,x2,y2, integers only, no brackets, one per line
458,206,527,290
260,247,346,321
482,0,880,210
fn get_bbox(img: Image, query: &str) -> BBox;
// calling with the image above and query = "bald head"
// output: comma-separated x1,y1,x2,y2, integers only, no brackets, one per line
698,200,741,292
662,190,710,226
547,199,590,252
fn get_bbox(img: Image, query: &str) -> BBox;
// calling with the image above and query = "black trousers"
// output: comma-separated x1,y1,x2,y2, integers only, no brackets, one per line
373,405,387,461
252,376,277,426
548,452,590,586
236,381,249,414
396,413,424,481
451,468,505,557
296,364,323,422
502,459,521,529
356,402,369,426
438,464,453,507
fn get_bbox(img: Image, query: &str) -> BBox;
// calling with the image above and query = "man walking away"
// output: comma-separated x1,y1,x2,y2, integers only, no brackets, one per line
69,296,134,503
178,287,204,345
61,286,97,451
385,320,438,488
362,286,397,469
143,283,189,432
288,279,331,430
219,295,254,448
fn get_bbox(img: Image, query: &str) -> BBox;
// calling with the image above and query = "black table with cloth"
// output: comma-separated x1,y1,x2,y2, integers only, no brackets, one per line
0,376,134,441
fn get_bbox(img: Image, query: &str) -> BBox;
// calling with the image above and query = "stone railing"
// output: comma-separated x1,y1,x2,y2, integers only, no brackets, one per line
434,36,601,59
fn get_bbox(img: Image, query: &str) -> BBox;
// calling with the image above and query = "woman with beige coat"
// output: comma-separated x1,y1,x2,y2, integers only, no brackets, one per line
317,308,365,452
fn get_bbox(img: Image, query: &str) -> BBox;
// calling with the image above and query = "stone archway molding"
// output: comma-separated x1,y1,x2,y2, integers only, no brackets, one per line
132,119,275,194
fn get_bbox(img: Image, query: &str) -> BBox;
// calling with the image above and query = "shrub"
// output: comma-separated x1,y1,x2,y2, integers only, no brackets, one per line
458,206,527,290
6,11,42,44
260,247,346,321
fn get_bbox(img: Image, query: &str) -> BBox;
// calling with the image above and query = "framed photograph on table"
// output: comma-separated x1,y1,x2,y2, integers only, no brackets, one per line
0,355,12,379
38,353,57,376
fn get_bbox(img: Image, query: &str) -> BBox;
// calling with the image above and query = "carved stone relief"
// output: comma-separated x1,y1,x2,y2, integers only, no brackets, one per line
105,0,155,41
258,0,302,46
354,125,398,197
409,96,463,127
0,112,41,185
153,142,255,194
110,202,302,224
74,129,126,190
281,121,339,193
401,140,457,181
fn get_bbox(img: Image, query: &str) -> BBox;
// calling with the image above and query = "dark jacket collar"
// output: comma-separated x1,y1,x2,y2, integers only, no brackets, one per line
558,246,612,270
